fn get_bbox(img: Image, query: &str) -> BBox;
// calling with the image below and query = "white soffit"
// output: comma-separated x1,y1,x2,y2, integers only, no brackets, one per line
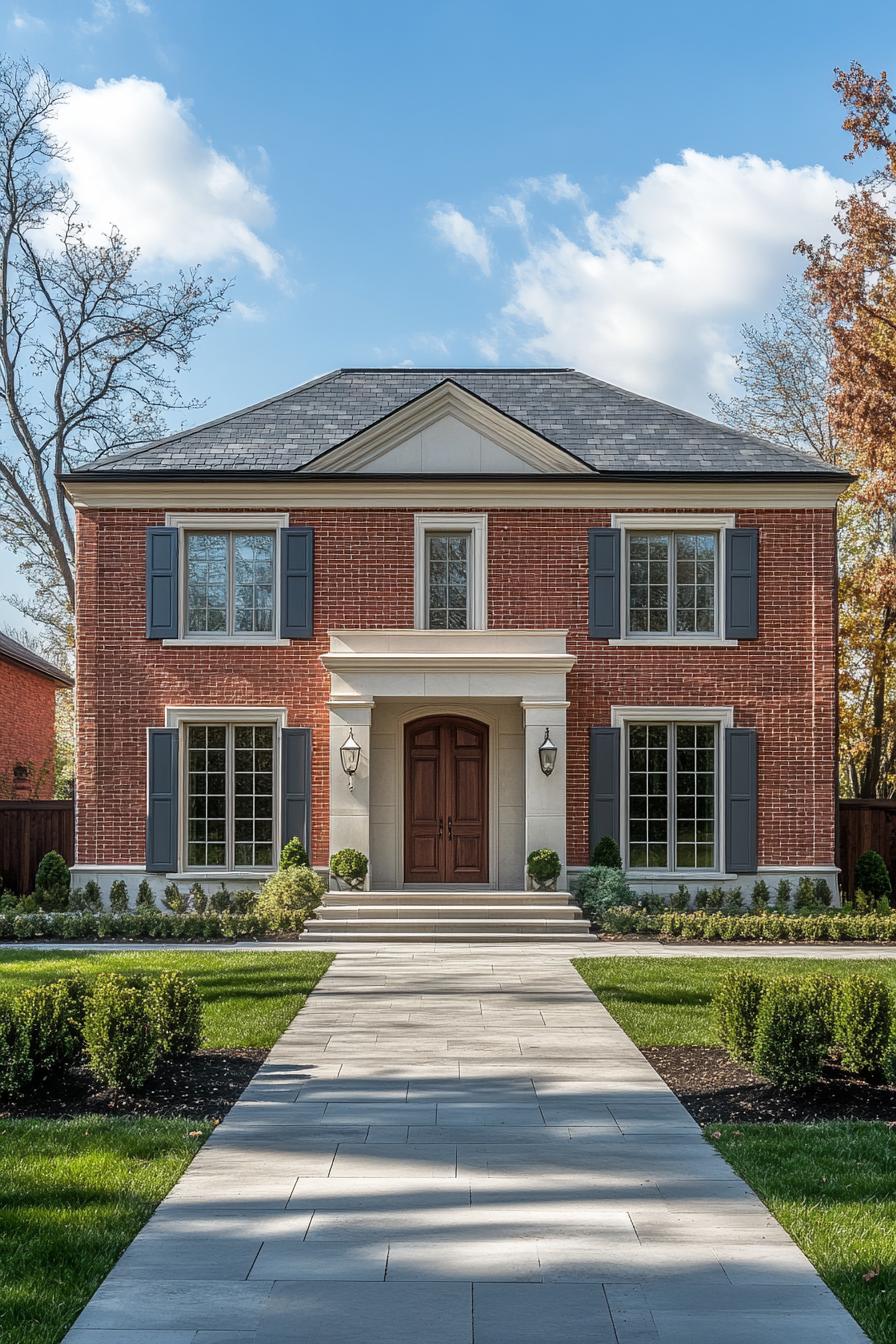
302,381,592,476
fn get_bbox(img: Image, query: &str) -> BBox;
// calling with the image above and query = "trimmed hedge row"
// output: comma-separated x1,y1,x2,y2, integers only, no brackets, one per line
0,910,294,942
0,971,203,1097
595,907,896,943
714,968,895,1088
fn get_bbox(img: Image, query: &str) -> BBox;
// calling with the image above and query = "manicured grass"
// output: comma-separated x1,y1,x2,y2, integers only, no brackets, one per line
573,954,896,1046
709,1123,896,1344
0,949,334,1047
0,950,333,1344
0,1116,211,1344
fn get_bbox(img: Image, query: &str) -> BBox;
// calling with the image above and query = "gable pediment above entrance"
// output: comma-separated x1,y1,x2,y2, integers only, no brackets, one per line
302,380,592,476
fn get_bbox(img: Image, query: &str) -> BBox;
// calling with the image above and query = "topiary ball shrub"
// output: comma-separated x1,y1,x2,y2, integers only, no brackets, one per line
855,851,892,905
83,974,159,1092
329,848,369,891
752,979,828,1089
152,971,203,1058
16,977,88,1084
34,850,70,911
256,866,326,933
0,995,31,1097
714,970,765,1064
108,879,129,914
835,973,892,1081
527,848,561,891
590,836,622,869
279,837,309,870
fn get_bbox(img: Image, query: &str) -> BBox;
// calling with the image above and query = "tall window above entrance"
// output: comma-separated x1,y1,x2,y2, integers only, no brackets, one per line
426,532,470,629
413,513,488,630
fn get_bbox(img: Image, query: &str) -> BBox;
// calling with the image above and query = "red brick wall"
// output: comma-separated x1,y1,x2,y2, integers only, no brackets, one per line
0,658,57,798
74,504,837,870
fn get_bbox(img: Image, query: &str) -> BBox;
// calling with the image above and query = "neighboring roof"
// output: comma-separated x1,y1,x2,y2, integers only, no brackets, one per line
66,368,852,481
0,632,73,687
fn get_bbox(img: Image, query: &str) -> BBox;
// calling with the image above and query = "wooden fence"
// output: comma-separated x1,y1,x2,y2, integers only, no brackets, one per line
0,800,74,895
839,798,896,899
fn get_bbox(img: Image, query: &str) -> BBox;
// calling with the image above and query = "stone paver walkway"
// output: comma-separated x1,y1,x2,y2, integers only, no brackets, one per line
66,948,868,1343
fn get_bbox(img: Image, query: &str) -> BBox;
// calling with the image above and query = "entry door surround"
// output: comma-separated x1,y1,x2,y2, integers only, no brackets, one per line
404,714,488,883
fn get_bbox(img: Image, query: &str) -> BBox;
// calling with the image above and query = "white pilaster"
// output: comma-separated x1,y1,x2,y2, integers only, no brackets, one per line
328,697,374,888
521,699,569,890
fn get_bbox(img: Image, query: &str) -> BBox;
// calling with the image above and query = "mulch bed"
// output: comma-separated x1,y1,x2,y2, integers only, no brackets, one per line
0,1048,266,1122
643,1045,896,1124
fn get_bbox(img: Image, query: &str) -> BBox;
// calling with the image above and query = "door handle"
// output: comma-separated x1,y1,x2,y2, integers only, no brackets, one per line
448,816,453,839
438,817,443,839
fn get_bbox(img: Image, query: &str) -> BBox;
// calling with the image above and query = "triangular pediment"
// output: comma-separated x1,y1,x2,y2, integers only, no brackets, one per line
301,380,592,475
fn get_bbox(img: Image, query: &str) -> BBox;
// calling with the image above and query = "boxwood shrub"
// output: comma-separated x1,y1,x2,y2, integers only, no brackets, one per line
82,974,159,1091
153,971,204,1058
835,973,892,1081
752,979,829,1088
16,977,88,1083
0,995,31,1097
714,969,765,1064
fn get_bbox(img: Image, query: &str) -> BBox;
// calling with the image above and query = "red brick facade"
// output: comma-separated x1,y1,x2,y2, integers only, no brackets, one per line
74,503,837,872
0,657,58,799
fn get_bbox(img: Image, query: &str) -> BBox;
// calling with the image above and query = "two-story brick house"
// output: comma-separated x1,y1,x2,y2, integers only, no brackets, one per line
62,368,850,924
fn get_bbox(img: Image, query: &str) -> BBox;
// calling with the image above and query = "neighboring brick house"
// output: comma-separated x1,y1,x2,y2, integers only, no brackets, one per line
0,632,72,798
62,368,850,918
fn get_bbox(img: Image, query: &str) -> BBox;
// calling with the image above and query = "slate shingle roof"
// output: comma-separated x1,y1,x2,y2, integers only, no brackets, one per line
70,369,849,478
0,632,73,686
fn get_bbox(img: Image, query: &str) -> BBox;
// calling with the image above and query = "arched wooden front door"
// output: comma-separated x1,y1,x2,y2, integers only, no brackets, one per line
404,715,488,883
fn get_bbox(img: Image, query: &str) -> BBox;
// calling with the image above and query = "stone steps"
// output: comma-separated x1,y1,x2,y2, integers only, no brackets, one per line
302,889,594,943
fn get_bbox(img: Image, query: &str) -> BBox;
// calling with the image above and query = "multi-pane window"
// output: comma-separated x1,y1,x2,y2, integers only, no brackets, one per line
185,532,275,636
626,722,717,871
426,532,470,629
186,723,275,869
627,532,717,636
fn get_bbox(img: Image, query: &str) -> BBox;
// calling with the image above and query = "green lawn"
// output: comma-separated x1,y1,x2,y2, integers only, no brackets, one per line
711,1123,896,1344
573,954,896,1344
0,948,334,1047
573,954,896,1046
0,949,332,1344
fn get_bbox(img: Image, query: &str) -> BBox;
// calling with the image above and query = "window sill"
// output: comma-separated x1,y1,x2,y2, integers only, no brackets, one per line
625,871,738,882
608,637,738,648
166,870,275,882
161,637,291,648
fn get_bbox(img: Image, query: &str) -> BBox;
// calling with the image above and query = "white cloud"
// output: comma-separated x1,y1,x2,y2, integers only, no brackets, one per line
10,10,47,29
429,203,491,275
125,0,150,13
500,151,847,408
51,76,279,277
231,300,264,322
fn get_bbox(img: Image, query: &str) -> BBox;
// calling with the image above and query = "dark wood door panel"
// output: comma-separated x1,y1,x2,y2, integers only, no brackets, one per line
404,715,488,884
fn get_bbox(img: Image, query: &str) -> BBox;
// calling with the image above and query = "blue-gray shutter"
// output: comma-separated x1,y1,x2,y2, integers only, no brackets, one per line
725,727,757,874
590,726,621,854
280,528,314,639
725,528,758,640
146,527,178,639
146,728,178,872
282,727,312,857
588,528,621,639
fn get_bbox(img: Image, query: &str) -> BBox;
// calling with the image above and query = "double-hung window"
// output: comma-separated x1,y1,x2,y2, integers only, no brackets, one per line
626,720,718,872
185,531,275,636
627,530,718,637
414,514,487,630
186,723,276,870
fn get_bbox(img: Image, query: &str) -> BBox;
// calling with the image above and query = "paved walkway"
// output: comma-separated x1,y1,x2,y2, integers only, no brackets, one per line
67,948,868,1343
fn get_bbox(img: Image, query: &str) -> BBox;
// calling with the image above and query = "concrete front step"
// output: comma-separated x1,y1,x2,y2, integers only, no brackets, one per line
323,888,575,905
317,904,583,921
301,929,592,942
306,888,595,942
308,917,588,935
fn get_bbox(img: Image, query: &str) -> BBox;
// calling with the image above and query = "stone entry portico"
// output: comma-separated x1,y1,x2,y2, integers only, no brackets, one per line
323,631,575,890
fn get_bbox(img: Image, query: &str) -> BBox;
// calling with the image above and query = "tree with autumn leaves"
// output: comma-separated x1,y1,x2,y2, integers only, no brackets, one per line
717,64,896,797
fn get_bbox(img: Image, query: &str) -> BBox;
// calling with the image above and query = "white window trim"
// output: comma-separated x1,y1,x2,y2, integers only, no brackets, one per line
163,705,287,877
609,512,737,647
162,511,290,647
610,705,735,881
413,513,487,631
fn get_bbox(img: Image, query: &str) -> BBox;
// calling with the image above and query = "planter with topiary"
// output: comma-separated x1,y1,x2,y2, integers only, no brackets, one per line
527,848,561,892
329,848,369,891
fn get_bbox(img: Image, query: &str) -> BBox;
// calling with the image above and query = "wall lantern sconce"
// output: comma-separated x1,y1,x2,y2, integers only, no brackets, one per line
538,728,558,777
340,729,361,790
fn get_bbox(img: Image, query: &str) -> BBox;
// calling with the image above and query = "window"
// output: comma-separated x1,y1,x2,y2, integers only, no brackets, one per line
185,723,276,869
414,514,487,630
626,720,718,872
627,531,718,637
185,531,274,636
425,531,470,629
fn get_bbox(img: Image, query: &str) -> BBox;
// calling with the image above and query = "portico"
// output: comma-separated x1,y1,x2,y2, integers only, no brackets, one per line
322,630,575,890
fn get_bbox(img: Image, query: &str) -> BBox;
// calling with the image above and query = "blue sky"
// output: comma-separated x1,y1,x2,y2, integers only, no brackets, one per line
1,0,895,628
